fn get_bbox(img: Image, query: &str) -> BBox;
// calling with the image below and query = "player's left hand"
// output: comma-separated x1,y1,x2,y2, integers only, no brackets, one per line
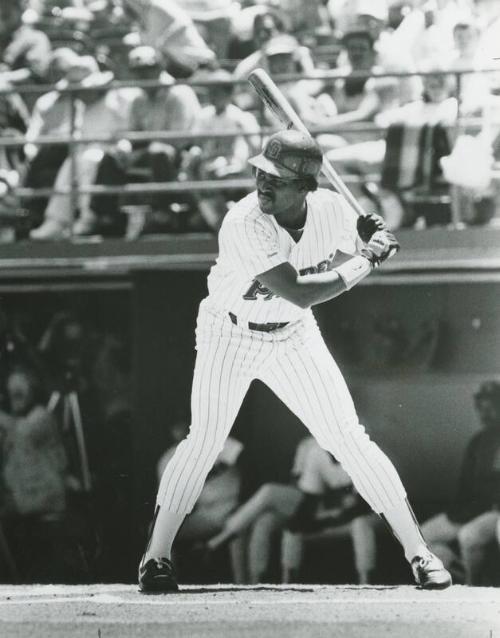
357,212,387,243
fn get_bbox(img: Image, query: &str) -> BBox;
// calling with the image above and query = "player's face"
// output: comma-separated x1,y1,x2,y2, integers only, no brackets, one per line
255,168,305,216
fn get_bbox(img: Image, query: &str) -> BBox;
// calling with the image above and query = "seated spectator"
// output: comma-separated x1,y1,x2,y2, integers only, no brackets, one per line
0,169,25,242
207,438,373,585
331,1,421,107
85,45,201,237
281,441,376,584
157,418,243,578
0,0,52,110
233,9,316,110
121,0,216,78
0,365,69,582
0,79,29,174
22,51,99,231
448,15,491,116
233,8,314,80
324,67,457,228
30,68,136,240
181,68,260,231
421,381,500,586
311,27,402,148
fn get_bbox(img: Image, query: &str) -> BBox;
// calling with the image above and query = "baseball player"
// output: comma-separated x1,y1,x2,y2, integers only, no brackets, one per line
138,129,452,592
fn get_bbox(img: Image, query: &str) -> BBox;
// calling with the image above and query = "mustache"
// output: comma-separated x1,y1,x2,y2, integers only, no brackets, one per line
258,189,274,198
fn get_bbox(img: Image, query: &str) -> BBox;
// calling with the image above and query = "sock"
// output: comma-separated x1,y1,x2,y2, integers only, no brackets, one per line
143,506,185,562
380,499,428,563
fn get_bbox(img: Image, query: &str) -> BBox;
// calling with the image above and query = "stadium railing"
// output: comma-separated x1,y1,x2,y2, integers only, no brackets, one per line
0,68,498,238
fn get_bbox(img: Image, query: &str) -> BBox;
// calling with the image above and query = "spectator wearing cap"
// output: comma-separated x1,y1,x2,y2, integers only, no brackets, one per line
254,35,336,130
81,45,201,237
233,9,316,84
0,0,51,110
22,51,99,230
121,0,216,77
421,381,500,585
30,69,136,239
181,68,260,231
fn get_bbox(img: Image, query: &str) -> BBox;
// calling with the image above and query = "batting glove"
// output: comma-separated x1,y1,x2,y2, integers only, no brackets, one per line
361,230,400,267
357,212,387,243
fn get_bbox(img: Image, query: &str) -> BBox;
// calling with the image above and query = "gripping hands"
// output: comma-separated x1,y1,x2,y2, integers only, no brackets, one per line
356,213,399,267
361,229,400,267
356,212,386,242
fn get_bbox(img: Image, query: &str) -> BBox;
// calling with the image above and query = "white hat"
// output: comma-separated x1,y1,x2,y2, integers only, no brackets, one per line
128,46,160,68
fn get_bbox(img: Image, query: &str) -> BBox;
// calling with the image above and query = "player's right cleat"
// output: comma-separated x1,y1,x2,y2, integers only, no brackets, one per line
138,557,179,593
411,551,452,590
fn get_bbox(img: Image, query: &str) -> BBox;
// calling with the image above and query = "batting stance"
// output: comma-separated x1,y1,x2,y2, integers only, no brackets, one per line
139,130,451,592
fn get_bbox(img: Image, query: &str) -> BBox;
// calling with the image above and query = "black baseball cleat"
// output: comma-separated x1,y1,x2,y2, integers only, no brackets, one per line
138,557,179,593
411,551,452,590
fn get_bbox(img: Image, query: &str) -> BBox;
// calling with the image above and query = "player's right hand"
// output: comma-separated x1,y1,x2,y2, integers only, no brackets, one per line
361,230,400,267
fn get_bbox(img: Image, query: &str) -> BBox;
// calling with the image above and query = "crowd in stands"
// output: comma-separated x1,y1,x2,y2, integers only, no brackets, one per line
0,0,499,239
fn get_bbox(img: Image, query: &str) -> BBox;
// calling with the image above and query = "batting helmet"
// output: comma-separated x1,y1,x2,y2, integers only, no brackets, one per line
248,130,323,180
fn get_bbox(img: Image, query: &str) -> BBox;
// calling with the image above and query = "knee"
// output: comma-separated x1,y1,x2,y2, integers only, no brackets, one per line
256,484,275,505
458,524,480,551
148,142,177,160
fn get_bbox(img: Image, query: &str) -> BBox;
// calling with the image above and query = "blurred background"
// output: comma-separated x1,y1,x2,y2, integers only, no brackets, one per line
0,0,499,589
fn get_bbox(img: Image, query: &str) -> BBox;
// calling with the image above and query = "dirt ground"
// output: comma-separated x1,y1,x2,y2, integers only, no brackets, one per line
0,583,498,638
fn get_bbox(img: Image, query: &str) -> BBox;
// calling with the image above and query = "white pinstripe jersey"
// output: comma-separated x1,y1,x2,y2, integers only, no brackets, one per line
205,188,361,324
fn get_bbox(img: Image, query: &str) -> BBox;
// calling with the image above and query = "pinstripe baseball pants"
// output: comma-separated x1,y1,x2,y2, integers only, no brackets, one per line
156,303,407,518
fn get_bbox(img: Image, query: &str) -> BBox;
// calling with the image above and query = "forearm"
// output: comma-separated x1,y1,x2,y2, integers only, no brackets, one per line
295,256,372,308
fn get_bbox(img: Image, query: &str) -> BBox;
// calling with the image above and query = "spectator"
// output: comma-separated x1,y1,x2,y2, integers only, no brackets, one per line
448,15,491,116
233,9,316,90
22,51,99,230
207,438,373,585
181,68,260,231
29,69,135,239
0,365,69,582
0,79,29,174
421,381,500,585
85,45,201,237
121,0,216,78
0,0,52,109
311,27,404,152
281,441,376,584
157,418,243,578
322,65,457,228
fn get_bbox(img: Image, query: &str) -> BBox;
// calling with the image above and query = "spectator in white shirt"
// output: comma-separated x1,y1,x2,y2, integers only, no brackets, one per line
30,70,134,240
181,69,260,231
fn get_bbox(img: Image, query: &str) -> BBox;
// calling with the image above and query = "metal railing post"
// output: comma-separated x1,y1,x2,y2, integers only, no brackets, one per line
69,87,78,236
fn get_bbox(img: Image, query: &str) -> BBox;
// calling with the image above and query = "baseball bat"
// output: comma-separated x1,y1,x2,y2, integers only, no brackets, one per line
248,68,366,218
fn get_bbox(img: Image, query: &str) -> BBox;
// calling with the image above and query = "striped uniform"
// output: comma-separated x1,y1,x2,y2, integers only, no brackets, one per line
156,188,407,520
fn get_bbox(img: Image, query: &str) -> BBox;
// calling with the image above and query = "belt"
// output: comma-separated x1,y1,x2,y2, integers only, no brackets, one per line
229,312,289,333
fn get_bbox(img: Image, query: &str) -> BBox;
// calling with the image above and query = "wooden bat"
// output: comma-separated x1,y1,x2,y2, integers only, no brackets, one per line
248,68,367,218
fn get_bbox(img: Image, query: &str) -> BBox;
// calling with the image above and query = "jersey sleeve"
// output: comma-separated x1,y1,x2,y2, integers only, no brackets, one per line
219,214,287,279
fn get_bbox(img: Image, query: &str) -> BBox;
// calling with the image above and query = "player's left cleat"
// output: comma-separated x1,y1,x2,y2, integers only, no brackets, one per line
411,551,452,590
138,557,179,593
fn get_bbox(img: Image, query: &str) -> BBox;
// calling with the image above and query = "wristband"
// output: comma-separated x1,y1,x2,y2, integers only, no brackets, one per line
335,256,372,290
